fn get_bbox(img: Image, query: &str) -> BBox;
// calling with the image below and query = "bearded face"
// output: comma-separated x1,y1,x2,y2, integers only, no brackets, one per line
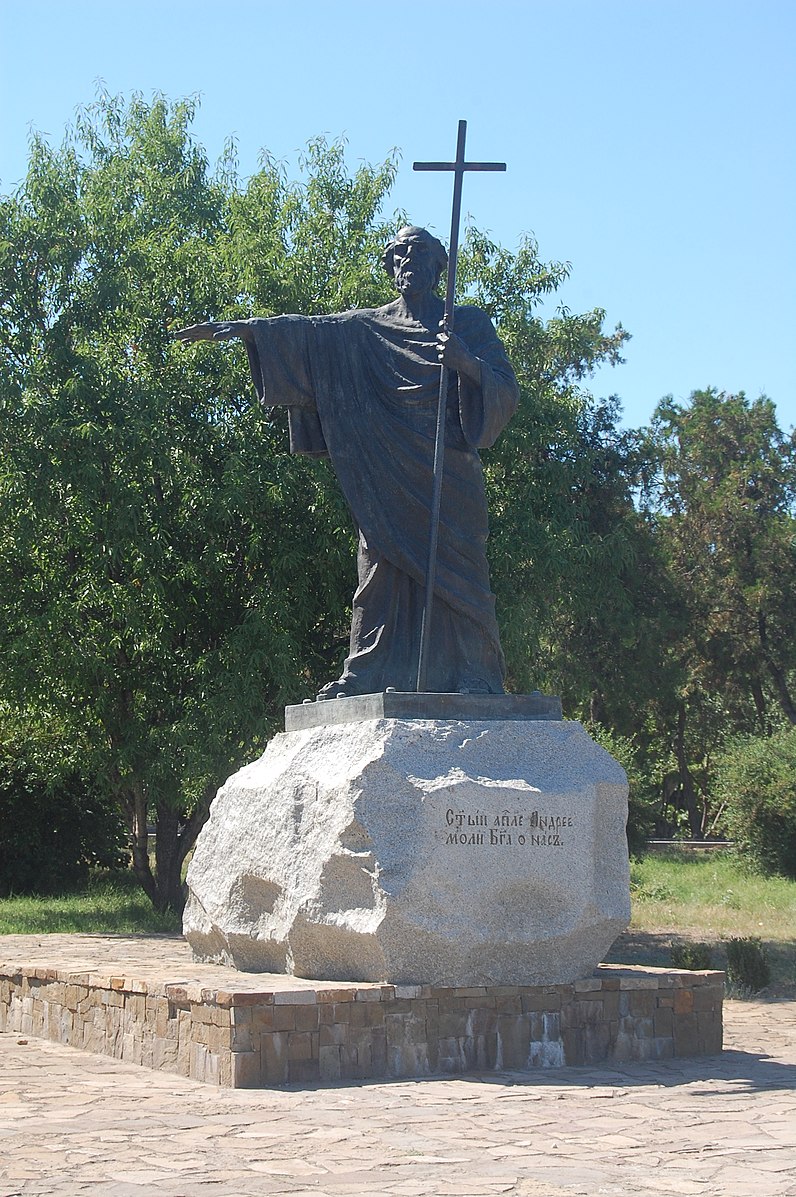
389,228,444,297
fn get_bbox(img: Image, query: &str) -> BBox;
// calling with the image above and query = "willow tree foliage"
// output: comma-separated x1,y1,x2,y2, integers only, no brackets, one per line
1,92,636,909
457,232,666,723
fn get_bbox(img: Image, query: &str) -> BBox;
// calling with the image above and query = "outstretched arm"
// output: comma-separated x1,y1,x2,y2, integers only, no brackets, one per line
173,320,253,344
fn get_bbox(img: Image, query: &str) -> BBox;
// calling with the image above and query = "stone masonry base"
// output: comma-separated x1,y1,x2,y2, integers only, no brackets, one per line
0,936,723,1087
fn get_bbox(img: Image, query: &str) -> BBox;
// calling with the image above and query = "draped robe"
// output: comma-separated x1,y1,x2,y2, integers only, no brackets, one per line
244,299,519,695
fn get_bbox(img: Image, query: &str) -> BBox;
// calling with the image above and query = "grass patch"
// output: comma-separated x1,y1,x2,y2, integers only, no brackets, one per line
606,851,796,994
0,870,181,935
629,851,796,940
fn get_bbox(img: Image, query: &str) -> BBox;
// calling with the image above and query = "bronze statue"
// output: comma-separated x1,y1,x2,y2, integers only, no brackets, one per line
175,225,519,699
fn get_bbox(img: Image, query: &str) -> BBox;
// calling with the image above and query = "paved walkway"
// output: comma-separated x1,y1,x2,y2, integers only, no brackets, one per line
1,989,794,1197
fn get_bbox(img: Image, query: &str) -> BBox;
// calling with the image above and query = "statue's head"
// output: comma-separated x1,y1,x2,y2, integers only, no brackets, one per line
383,226,448,295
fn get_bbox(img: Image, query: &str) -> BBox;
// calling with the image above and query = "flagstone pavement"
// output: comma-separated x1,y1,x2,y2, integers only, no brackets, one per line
1,991,794,1197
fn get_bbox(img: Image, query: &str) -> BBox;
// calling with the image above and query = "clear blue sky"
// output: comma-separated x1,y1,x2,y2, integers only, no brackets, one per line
1,0,793,432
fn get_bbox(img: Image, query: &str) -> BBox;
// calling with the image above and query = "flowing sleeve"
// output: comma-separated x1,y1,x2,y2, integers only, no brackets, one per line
244,316,329,458
455,308,520,450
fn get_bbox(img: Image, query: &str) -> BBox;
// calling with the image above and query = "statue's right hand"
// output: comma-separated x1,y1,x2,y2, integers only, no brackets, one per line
172,321,252,343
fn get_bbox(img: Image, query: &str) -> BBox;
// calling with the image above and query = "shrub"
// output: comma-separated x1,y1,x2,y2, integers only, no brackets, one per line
725,936,771,993
0,713,127,896
715,727,796,878
670,941,713,970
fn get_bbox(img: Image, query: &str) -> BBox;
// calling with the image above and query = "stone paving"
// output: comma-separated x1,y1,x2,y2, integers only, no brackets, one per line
1,987,794,1197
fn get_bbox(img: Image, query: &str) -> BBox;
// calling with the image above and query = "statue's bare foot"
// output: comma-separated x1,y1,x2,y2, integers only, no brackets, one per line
457,677,502,695
316,679,355,701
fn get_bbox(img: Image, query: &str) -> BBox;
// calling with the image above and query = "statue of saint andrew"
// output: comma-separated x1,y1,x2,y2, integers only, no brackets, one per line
175,226,519,699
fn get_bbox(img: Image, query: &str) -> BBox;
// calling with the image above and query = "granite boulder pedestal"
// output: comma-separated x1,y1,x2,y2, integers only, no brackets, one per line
184,694,631,987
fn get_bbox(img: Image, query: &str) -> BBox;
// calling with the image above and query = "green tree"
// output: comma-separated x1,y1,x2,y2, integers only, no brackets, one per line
650,389,796,726
638,389,796,835
0,91,634,911
0,706,126,896
457,230,658,717
0,94,390,910
456,234,689,849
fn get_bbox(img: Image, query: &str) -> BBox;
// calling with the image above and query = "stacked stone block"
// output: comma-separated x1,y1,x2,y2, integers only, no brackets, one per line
0,963,723,1087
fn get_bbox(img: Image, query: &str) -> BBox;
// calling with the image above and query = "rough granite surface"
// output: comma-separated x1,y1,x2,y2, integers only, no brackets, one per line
183,718,630,985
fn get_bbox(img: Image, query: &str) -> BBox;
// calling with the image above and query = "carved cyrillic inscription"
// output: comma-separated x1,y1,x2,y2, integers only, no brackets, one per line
443,808,574,848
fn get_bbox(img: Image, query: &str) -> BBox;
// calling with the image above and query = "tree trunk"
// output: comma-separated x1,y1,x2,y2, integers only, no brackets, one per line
118,776,160,909
116,769,213,914
153,801,183,913
758,611,796,724
765,659,796,725
151,789,214,914
589,689,605,726
750,677,769,731
674,702,702,838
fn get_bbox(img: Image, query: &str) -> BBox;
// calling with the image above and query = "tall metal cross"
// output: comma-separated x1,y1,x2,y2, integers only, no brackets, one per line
413,120,506,692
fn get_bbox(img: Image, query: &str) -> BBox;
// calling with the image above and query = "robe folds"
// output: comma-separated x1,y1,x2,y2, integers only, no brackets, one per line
244,299,519,695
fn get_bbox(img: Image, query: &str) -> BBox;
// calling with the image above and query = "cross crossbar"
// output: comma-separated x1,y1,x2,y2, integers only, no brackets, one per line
413,161,507,172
